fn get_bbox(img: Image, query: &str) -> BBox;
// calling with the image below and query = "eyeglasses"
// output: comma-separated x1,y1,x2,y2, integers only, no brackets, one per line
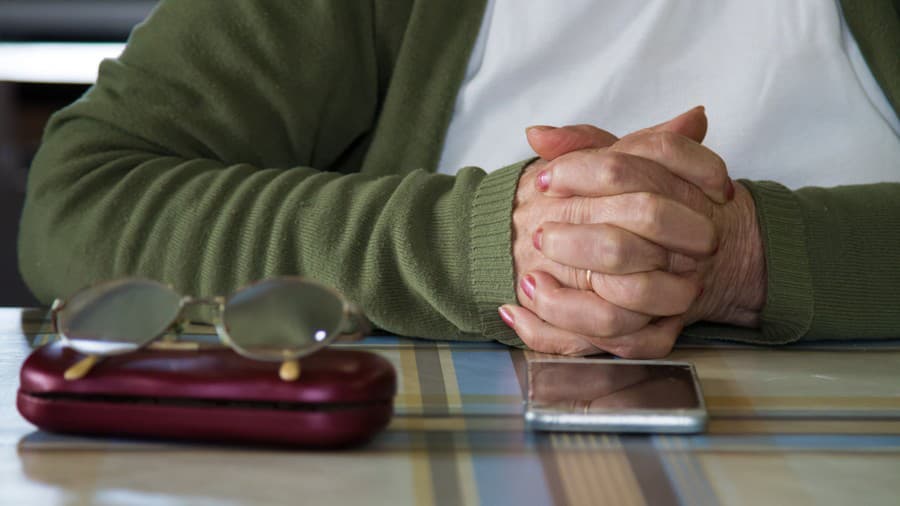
51,277,369,382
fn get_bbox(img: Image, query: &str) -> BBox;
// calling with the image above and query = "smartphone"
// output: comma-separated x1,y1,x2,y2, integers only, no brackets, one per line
524,358,707,433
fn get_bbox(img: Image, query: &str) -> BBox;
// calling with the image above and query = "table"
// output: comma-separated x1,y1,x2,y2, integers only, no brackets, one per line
1,308,898,505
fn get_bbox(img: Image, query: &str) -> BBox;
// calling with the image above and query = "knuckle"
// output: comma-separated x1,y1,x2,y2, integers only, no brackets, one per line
613,131,643,151
644,342,674,359
517,329,539,350
698,154,728,194
650,246,670,271
673,291,694,314
554,229,591,266
521,328,550,352
649,130,681,158
655,328,680,357
668,252,696,273
544,286,567,311
707,153,729,187
560,152,591,179
591,306,619,337
546,155,567,177
530,327,589,356
534,286,564,317
597,229,627,272
611,342,641,359
698,219,718,255
611,337,671,360
621,275,650,308
607,320,681,359
704,173,726,195
560,341,591,356
632,193,662,231
533,339,559,355
597,152,630,188
682,186,714,216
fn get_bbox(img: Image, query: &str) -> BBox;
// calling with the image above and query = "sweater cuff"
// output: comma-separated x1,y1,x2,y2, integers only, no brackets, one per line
742,180,814,343
468,159,533,347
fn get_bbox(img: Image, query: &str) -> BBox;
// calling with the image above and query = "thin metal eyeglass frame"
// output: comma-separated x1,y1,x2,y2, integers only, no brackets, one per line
51,277,369,381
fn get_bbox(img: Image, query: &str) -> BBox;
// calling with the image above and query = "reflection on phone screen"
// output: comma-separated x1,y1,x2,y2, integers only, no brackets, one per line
528,361,701,411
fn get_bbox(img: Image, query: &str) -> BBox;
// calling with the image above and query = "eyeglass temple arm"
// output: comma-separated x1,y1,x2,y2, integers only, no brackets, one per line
335,303,370,343
64,354,100,380
49,298,65,330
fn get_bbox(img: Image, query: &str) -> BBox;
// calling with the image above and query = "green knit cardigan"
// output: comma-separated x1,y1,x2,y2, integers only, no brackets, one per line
19,0,900,346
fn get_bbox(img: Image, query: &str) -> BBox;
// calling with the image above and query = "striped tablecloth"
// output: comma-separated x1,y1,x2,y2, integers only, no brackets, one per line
2,309,899,505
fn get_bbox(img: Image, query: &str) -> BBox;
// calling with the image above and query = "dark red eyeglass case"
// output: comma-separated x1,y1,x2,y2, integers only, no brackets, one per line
17,343,396,448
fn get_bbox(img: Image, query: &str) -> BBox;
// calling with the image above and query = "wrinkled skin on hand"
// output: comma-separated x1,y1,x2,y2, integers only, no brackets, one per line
502,107,766,358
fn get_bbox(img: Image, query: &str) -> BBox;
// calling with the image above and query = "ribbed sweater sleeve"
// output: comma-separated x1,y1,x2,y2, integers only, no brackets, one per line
18,0,521,342
759,181,900,342
686,180,900,344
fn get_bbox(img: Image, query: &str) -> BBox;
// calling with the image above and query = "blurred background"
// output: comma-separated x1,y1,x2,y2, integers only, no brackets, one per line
0,0,157,306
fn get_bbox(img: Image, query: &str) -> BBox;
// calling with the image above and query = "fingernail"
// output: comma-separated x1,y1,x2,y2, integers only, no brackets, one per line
526,125,555,133
521,275,536,300
533,228,543,251
536,170,552,191
726,179,735,201
498,306,515,328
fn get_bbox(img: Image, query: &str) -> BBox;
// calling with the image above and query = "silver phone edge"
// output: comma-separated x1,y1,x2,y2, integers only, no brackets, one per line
524,408,708,434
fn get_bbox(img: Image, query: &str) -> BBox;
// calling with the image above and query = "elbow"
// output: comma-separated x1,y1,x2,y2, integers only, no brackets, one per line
18,153,101,305
18,191,66,305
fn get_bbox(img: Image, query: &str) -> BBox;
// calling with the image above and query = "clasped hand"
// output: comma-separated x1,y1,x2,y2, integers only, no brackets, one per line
501,107,766,358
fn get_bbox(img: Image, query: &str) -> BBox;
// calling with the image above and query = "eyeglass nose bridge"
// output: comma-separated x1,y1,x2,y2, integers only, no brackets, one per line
176,296,227,327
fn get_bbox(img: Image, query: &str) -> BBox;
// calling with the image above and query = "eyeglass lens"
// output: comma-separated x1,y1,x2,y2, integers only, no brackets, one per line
57,279,182,355
222,278,346,360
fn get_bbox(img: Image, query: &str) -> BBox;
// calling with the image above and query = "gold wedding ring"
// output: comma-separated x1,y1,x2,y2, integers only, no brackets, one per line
585,269,594,292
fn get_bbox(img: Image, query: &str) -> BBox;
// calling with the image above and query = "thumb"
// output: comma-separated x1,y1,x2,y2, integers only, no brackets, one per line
646,105,708,143
526,124,619,161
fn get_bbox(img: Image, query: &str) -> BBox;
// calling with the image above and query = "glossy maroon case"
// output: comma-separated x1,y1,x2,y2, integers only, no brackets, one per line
17,343,396,447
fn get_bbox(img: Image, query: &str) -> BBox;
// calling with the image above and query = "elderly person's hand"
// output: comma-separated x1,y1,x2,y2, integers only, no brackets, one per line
502,107,766,357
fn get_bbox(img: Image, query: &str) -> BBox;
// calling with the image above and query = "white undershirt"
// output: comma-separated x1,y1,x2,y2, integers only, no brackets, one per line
437,0,900,189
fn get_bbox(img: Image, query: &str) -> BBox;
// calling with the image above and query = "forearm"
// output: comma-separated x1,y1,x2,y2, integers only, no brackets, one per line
17,0,525,343
19,110,528,341
685,180,900,343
